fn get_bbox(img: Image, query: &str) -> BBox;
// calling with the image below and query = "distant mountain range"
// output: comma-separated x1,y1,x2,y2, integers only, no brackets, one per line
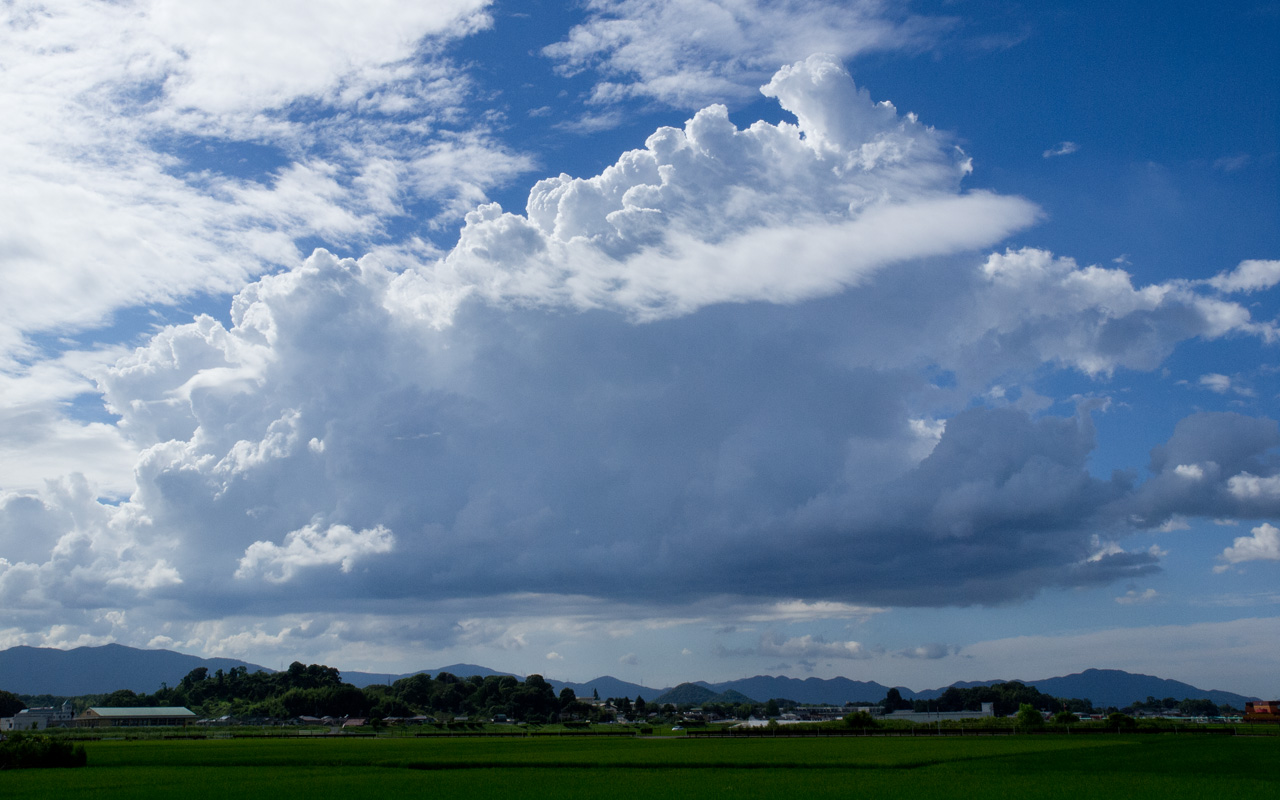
0,644,269,696
0,644,1261,709
980,669,1257,710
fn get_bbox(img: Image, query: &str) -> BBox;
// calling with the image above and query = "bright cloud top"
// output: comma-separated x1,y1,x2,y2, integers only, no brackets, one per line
406,54,1037,323
236,522,395,583
1216,523,1280,571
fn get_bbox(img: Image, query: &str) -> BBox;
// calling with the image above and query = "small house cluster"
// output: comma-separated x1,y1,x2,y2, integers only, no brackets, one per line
1,704,196,730
0,701,75,731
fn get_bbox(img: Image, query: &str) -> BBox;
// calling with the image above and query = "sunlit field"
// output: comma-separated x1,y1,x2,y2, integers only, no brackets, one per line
3,734,1276,799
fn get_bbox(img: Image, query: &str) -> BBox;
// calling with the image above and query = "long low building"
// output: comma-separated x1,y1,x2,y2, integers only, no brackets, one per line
881,702,995,724
73,707,197,728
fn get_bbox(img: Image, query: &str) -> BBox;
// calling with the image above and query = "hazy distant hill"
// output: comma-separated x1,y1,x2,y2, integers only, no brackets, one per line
911,669,1258,708
550,675,656,701
0,645,1261,709
340,663,517,688
703,675,895,705
1023,669,1257,709
0,644,270,695
654,683,763,705
669,670,1258,709
713,689,757,705
654,682,718,705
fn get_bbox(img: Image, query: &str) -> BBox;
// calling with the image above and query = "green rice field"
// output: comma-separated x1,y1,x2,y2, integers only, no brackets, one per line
2,734,1275,799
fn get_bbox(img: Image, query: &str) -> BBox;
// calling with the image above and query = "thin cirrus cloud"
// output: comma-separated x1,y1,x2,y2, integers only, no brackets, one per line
1042,141,1079,158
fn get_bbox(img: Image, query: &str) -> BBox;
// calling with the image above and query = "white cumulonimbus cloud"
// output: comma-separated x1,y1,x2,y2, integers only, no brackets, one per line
0,55,1277,656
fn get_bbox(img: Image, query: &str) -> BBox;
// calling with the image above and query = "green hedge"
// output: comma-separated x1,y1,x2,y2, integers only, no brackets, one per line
0,733,87,769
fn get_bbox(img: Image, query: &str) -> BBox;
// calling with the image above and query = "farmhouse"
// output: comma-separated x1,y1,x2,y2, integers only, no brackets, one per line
73,707,197,728
0,701,75,730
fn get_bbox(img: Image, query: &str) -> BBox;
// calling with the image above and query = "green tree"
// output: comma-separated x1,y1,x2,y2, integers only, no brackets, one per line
392,673,436,710
558,687,577,708
881,688,910,712
1015,703,1045,732
1179,698,1219,717
101,689,143,708
0,689,26,717
1107,712,1136,729
764,699,781,718
1053,710,1079,725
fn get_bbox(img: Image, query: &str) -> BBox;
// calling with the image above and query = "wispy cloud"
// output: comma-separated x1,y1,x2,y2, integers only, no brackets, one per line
896,643,959,659
1212,154,1251,172
1115,588,1159,605
0,0,523,368
544,0,948,109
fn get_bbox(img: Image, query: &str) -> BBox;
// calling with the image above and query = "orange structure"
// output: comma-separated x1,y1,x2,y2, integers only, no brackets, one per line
1245,701,1280,722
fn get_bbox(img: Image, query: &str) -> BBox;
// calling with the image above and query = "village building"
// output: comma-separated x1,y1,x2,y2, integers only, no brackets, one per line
879,703,996,723
72,707,197,728
0,701,75,731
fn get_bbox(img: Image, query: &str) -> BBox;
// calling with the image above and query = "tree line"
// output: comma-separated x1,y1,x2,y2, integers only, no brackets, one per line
76,663,585,723
880,681,1090,716
1,669,1240,723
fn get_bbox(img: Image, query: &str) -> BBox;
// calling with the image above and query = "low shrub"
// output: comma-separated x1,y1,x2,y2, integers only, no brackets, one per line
0,733,87,769
843,711,880,729
1108,713,1137,730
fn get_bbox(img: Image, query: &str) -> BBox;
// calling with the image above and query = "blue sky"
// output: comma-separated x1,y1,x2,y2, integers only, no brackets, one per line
1,0,1278,697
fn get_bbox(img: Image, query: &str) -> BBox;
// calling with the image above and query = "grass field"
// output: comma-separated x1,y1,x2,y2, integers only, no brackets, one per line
2,734,1275,798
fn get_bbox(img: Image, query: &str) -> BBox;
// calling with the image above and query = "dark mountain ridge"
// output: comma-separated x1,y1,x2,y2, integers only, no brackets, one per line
0,644,270,696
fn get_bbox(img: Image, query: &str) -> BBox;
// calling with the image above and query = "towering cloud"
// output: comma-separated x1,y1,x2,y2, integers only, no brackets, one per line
0,56,1276,661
